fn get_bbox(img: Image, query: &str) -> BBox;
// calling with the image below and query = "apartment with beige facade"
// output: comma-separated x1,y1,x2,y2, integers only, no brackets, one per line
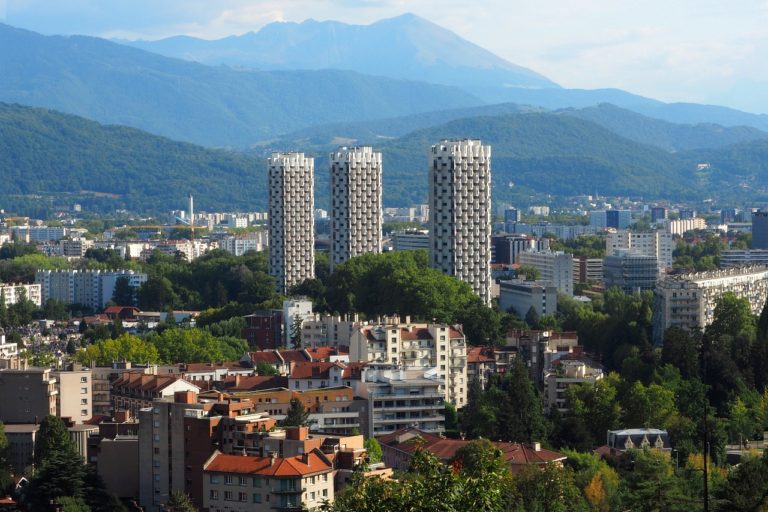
0,366,57,424
53,369,92,423
350,320,468,407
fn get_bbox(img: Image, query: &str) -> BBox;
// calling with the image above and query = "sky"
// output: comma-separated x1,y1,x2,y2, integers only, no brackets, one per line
2,0,767,113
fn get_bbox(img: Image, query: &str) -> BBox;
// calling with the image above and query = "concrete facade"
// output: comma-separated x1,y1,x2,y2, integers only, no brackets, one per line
606,229,673,272
518,250,574,296
52,369,92,424
329,146,383,271
0,367,58,424
429,139,492,304
499,279,558,318
268,152,315,294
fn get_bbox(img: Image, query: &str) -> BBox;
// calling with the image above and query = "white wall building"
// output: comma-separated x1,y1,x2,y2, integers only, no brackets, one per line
35,270,147,310
329,146,383,271
268,152,315,293
283,298,314,347
429,139,492,304
666,218,706,236
606,229,673,272
518,250,574,296
0,283,42,307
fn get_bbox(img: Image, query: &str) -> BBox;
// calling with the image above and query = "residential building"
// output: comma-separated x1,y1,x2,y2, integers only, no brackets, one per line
606,229,673,272
61,238,94,258
429,139,492,304
653,266,768,342
283,298,313,347
378,427,566,474
0,367,57,424
679,209,696,220
268,152,315,293
220,234,268,256
666,217,706,236
202,449,334,512
350,364,445,436
4,424,39,474
518,250,574,296
589,211,607,229
35,269,147,310
544,357,604,412
514,223,600,240
498,279,558,318
52,369,92,424
111,372,200,417
0,283,42,307
242,310,284,350
506,329,581,385
329,146,383,271
301,314,360,349
603,250,658,293
605,428,671,454
350,320,468,407
572,256,603,284
391,229,429,252
11,225,66,242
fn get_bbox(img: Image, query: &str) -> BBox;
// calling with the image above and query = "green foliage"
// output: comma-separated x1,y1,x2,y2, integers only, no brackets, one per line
145,328,247,364
0,422,11,493
326,250,476,322
166,491,197,512
281,398,310,427
516,264,540,281
673,234,725,271
364,438,383,464
75,333,160,366
0,253,70,283
34,416,76,467
444,402,458,432
549,234,606,258
617,449,691,512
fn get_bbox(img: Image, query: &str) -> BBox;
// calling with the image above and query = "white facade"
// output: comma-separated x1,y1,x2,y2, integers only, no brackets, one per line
268,153,315,293
220,234,267,256
35,270,147,310
429,139,492,304
0,283,42,307
391,230,430,252
653,266,768,342
606,229,673,272
518,251,574,296
283,299,314,347
329,147,383,270
666,218,706,236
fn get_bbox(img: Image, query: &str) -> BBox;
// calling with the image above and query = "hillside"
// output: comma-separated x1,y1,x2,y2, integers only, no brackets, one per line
561,104,768,152
0,23,480,148
0,103,265,214
123,13,558,92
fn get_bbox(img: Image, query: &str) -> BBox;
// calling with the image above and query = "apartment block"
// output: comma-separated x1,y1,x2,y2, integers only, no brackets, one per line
0,282,42,307
52,369,92,424
518,250,574,296
606,229,673,272
301,314,361,349
329,146,383,271
653,266,768,342
666,217,706,236
572,256,603,284
0,367,58,424
350,320,468,407
283,298,313,347
35,269,147,310
268,152,315,293
429,139,492,304
544,357,604,413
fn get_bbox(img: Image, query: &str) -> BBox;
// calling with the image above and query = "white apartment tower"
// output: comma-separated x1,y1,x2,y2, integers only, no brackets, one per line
330,146,383,271
268,152,315,294
429,139,492,304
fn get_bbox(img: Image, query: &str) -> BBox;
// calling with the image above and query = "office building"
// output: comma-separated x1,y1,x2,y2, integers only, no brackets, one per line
329,146,383,270
498,279,558,318
606,210,632,230
603,250,658,293
268,152,315,293
606,229,673,272
753,210,768,249
679,209,696,220
573,256,604,284
651,207,668,224
391,230,429,252
653,266,768,342
429,139,492,304
589,211,607,229
720,249,768,268
492,234,549,265
518,250,574,296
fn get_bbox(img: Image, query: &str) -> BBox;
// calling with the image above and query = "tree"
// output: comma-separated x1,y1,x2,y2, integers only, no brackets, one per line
444,402,458,431
661,327,699,379
618,449,689,512
111,276,135,306
24,450,87,511
524,306,540,329
0,422,11,493
290,314,303,349
511,463,587,512
517,265,541,281
364,438,383,464
34,415,76,467
281,398,310,427
43,299,69,322
166,491,196,512
716,452,768,510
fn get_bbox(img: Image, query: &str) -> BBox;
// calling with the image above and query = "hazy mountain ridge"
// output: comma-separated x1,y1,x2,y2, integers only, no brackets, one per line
0,22,481,147
122,13,559,92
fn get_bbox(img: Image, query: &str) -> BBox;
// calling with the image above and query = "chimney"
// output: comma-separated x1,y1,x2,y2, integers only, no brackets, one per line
269,452,277,466
302,452,310,465
534,442,541,452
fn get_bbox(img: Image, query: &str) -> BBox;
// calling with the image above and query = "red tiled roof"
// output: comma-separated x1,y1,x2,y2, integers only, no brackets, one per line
399,327,432,341
112,372,198,394
223,375,288,391
280,350,310,363
289,362,344,380
183,361,247,372
304,347,338,361
204,451,332,477
467,347,495,364
246,351,283,365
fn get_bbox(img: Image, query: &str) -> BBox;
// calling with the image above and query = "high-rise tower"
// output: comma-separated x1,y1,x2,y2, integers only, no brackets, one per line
330,146,383,271
429,139,492,304
268,152,315,293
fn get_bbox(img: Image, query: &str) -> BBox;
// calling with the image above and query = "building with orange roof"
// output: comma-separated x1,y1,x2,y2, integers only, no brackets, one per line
203,448,334,512
350,318,468,407
111,371,199,418
378,427,566,474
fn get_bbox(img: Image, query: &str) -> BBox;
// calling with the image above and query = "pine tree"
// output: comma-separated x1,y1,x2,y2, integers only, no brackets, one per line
281,398,310,427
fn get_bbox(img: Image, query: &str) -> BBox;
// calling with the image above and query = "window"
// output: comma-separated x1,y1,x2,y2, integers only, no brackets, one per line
224,491,233,501
239,492,248,502
80,409,88,416
322,489,328,497
80,376,87,383
310,491,316,500
239,476,248,486
210,474,220,484
225,475,234,485
80,398,88,405
253,477,261,488
253,493,262,503
210,490,218,500
80,387,88,394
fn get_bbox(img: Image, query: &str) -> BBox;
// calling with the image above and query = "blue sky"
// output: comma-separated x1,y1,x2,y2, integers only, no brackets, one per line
3,0,767,113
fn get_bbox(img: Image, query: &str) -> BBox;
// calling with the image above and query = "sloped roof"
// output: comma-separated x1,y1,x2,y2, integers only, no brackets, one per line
111,372,198,394
467,347,495,364
289,362,344,380
204,450,332,477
